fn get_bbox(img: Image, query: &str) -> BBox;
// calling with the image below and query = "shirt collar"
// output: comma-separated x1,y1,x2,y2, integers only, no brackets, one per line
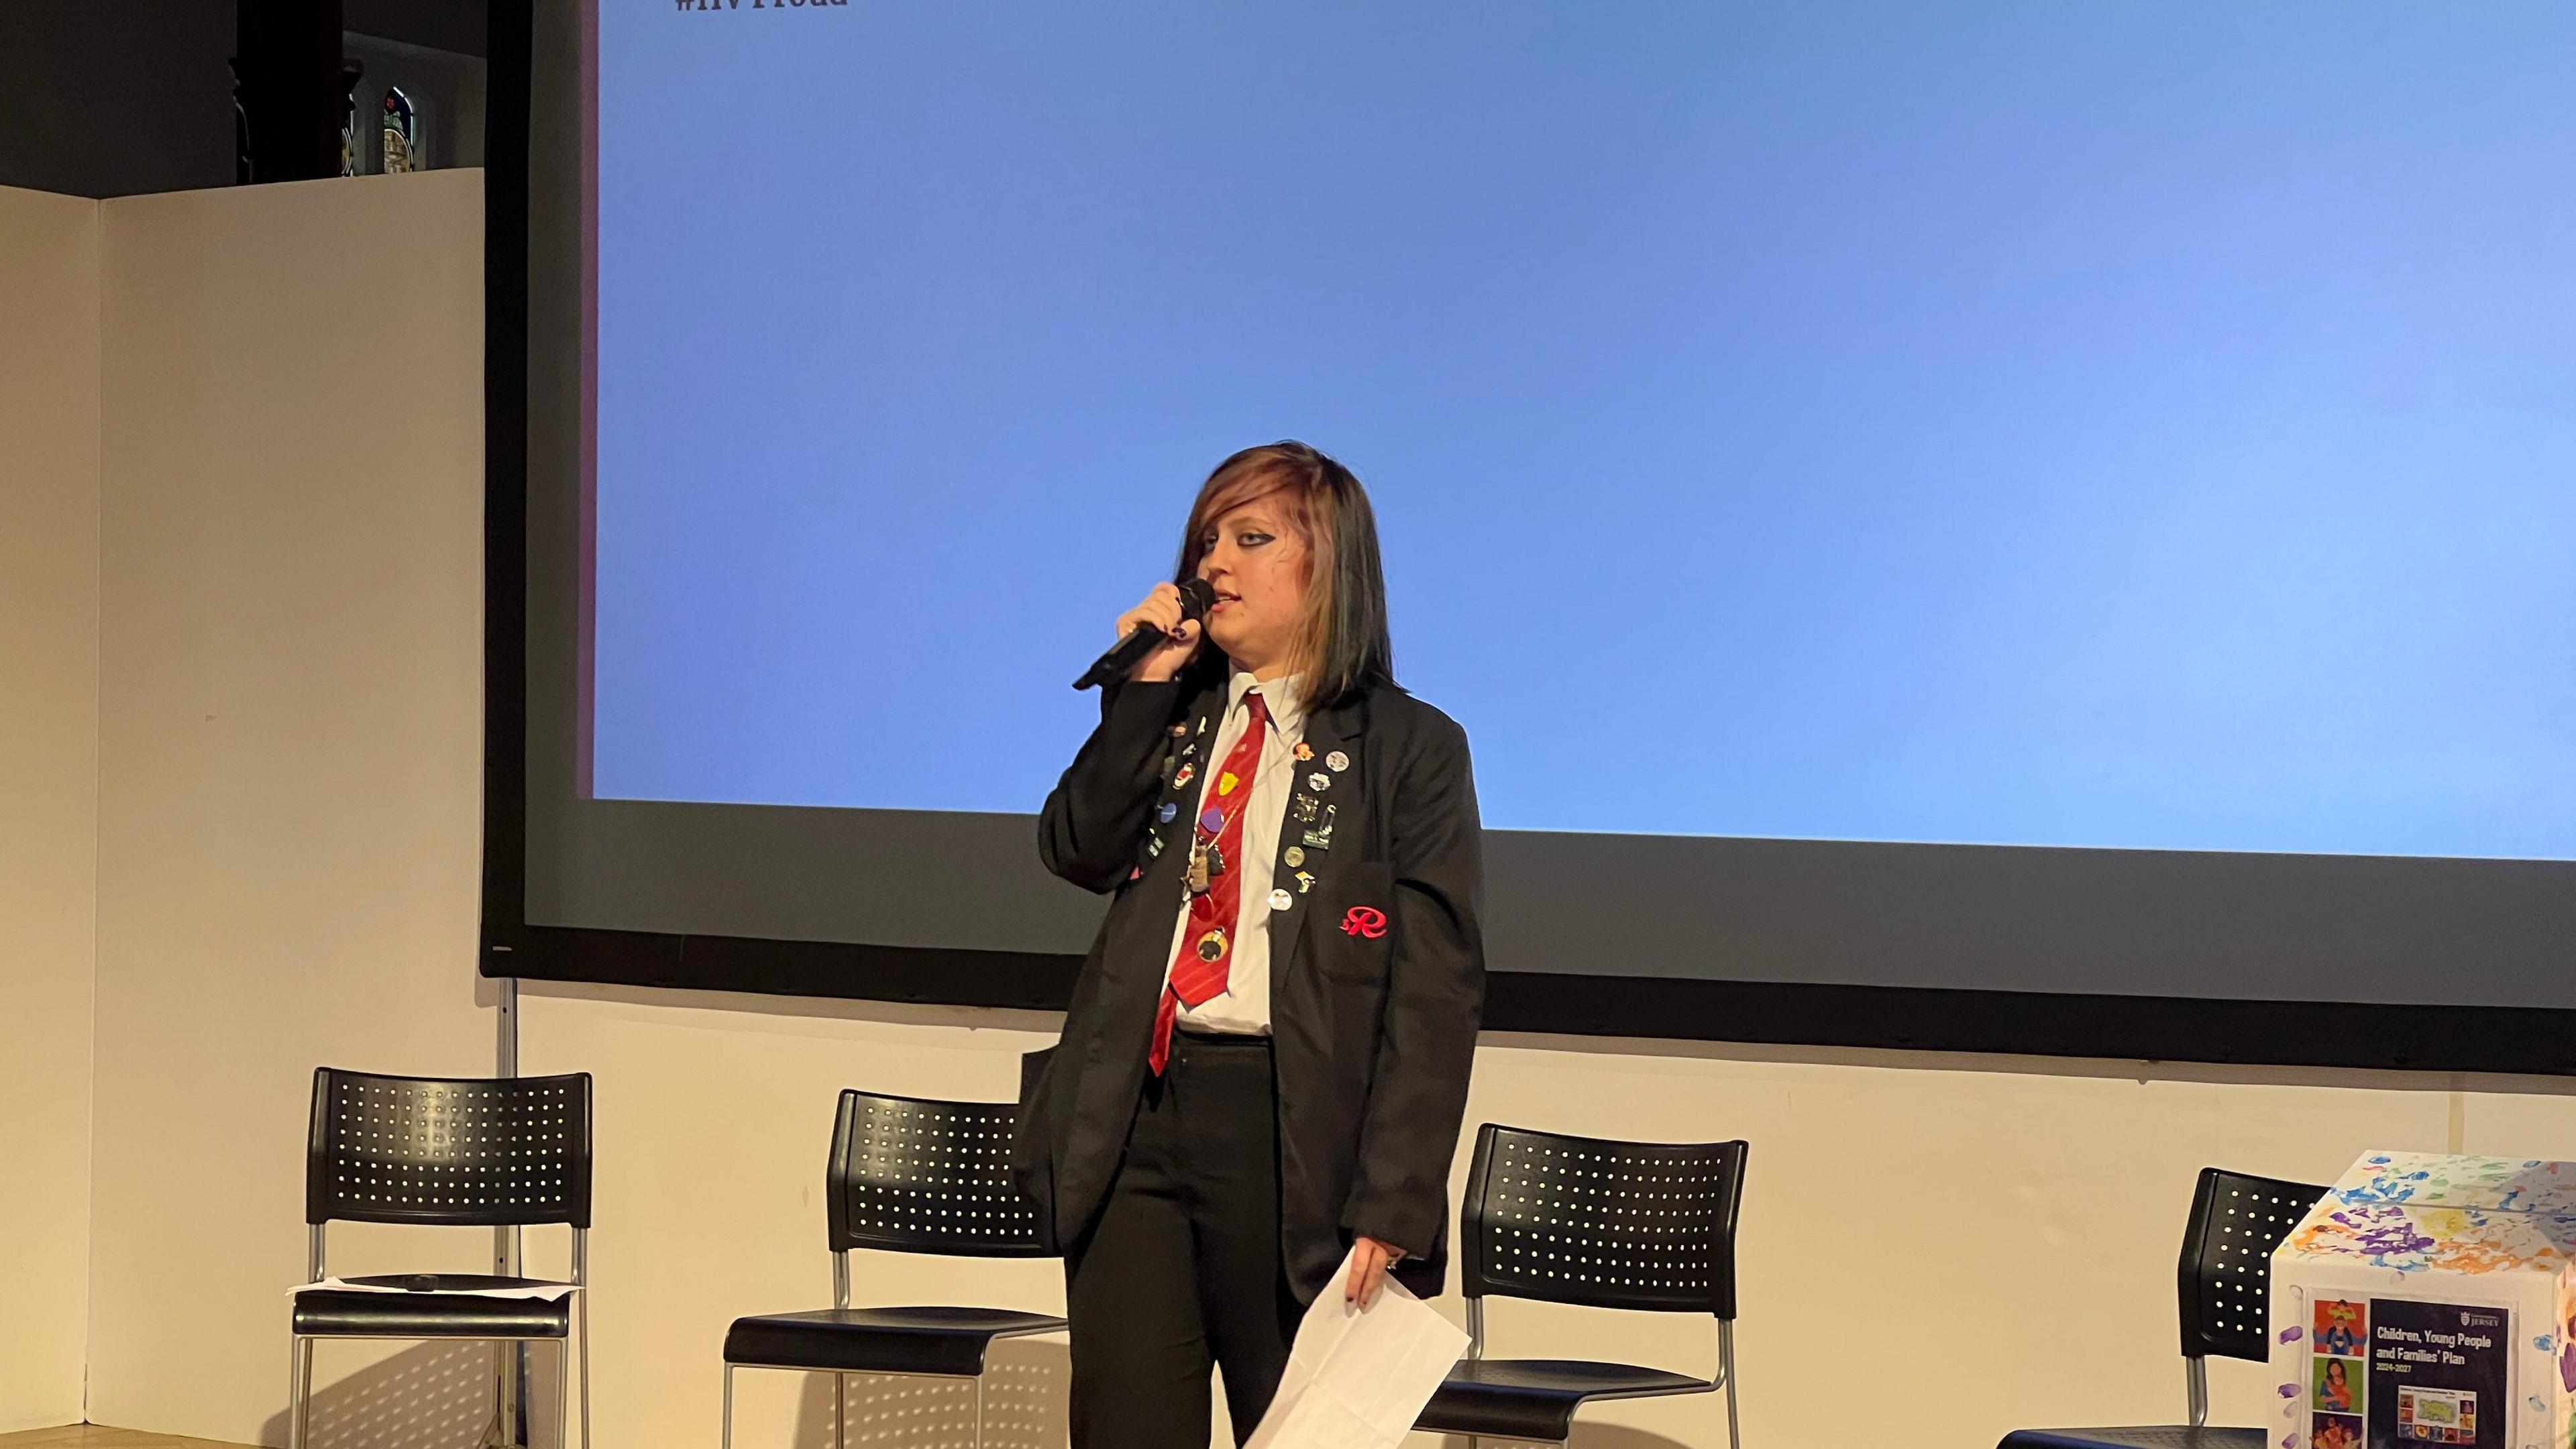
1228,668,1306,744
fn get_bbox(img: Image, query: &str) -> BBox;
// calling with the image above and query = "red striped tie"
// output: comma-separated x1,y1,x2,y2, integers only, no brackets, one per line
1150,692,1270,1074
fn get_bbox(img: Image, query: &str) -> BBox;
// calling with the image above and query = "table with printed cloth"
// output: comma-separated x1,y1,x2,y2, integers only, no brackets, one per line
2271,1152,2576,1449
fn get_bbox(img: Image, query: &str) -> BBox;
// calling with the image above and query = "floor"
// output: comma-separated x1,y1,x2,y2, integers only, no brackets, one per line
0,1429,256,1449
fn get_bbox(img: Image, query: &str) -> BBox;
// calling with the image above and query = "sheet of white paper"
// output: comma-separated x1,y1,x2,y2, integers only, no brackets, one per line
1245,1248,1470,1449
288,1277,580,1301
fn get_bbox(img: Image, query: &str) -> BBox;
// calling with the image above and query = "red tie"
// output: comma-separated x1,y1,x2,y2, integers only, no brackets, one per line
1150,691,1271,1075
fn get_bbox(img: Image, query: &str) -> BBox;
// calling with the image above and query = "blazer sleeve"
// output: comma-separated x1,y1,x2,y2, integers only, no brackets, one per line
1340,714,1487,1259
1037,679,1181,894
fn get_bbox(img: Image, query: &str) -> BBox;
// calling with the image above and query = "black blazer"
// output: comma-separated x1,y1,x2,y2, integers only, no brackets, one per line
1014,665,1485,1303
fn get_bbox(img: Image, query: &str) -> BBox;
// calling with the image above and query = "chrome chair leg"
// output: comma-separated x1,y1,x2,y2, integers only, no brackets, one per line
577,1293,593,1449
720,1364,735,1449
287,1336,314,1449
973,1373,985,1449
1719,1317,1742,1449
833,1372,847,1449
498,1340,521,1448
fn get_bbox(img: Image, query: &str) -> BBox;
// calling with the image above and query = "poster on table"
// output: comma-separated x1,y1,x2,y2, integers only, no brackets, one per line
2272,1152,2576,1449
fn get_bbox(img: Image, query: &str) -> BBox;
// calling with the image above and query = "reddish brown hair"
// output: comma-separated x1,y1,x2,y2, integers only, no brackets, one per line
1175,441,1395,712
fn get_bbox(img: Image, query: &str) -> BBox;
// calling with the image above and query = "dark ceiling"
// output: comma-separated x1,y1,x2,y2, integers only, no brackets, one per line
0,0,485,199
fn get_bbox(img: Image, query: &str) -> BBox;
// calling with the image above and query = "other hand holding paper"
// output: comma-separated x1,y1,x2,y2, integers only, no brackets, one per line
1245,1244,1468,1449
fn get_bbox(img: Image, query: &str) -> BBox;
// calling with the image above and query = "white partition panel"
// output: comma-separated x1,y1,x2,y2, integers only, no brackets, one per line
0,181,103,1436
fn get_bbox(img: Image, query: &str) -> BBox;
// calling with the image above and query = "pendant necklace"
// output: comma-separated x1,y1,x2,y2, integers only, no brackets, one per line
1186,802,1244,896
1183,720,1269,896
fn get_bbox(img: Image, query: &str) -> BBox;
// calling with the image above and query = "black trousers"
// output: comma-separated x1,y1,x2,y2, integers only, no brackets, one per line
1065,1028,1302,1449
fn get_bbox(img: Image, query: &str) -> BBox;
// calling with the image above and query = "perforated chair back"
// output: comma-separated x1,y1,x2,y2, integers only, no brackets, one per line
2177,1167,2328,1362
305,1068,594,1228
1459,1122,1748,1317
827,1089,1051,1258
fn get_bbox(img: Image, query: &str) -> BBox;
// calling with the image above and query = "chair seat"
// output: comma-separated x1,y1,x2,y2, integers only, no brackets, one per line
724,1305,1069,1378
1999,1427,2269,1449
292,1275,574,1340
1415,1357,1715,1442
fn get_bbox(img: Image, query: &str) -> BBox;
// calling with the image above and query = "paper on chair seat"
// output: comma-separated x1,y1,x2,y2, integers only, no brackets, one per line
289,1276,580,1301
1244,1248,1470,1449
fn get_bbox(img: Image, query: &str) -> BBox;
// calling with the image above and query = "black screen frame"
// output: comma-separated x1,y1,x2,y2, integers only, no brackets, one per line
479,0,2576,1075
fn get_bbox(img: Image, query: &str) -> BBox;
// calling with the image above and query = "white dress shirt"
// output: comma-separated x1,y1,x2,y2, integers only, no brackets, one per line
1161,669,1306,1036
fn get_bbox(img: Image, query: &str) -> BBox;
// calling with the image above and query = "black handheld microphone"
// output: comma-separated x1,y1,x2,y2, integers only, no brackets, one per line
1073,578,1217,690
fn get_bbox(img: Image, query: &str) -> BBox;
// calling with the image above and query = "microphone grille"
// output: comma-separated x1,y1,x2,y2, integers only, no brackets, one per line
1177,576,1218,619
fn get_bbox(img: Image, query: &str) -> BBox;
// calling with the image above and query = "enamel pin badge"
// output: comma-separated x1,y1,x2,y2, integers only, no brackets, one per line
1301,804,1336,851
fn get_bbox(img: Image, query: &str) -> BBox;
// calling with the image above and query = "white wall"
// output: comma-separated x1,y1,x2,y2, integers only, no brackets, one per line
0,182,102,1435
60,171,2576,1449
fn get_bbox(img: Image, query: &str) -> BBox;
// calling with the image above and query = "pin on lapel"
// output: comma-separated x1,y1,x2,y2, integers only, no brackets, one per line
1174,764,1194,788
1326,750,1350,772
1294,870,1316,894
1293,741,1314,762
1159,802,1179,822
1301,804,1336,851
1307,772,1331,792
1268,888,1293,911
1283,845,1305,868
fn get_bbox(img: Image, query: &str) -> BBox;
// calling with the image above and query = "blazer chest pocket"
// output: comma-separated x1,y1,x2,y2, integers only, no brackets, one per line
1312,861,1397,985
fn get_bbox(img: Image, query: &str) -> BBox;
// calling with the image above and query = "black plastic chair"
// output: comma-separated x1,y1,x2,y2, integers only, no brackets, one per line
1997,1166,2332,1449
720,1089,1067,1449
287,1067,593,1449
1413,1123,1750,1449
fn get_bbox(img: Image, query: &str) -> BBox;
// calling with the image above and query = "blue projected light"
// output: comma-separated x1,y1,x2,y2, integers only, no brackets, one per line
591,3,2576,861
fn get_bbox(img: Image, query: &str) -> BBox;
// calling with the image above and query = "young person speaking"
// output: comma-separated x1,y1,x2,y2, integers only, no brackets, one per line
1016,441,1487,1447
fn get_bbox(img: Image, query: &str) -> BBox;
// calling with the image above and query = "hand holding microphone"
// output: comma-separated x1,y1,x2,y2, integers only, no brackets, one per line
1073,578,1216,689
